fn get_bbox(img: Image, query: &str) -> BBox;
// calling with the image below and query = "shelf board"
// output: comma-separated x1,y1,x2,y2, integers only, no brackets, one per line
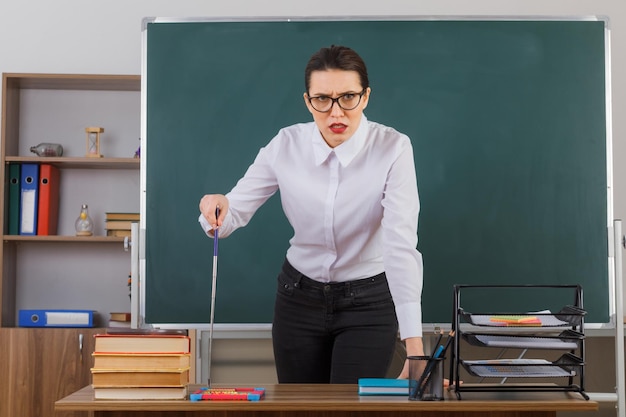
4,73,140,91
2,235,127,243
4,156,140,169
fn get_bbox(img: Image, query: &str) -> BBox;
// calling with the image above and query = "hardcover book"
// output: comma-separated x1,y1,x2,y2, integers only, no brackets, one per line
94,334,191,353
106,229,132,238
104,220,134,230
109,312,131,321
92,353,191,369
105,212,140,221
357,378,409,396
91,367,190,387
93,386,187,400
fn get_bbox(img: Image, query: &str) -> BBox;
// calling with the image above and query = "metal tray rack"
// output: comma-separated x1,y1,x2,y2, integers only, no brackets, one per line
449,285,588,400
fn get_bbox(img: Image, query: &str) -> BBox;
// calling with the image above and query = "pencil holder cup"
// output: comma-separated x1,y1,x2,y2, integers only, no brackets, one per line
408,355,444,401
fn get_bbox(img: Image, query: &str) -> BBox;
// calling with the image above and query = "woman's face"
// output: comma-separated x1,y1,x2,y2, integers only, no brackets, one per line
304,69,370,148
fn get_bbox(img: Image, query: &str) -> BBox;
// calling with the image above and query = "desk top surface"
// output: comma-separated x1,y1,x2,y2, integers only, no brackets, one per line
55,384,598,413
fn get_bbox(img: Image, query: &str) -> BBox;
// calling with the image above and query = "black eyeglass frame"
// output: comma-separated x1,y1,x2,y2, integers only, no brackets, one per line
306,89,367,113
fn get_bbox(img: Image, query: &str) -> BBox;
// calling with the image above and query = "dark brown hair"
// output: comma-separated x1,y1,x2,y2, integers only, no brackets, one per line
304,45,369,94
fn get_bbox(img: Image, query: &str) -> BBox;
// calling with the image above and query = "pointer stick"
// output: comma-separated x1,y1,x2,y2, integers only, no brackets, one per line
208,208,219,387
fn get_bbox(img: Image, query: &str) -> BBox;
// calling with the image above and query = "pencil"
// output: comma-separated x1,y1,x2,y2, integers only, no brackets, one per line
431,329,444,357
441,330,455,357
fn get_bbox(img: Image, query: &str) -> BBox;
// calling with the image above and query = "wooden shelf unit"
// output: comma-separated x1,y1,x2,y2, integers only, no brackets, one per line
0,73,141,417
0,73,141,328
1,327,101,417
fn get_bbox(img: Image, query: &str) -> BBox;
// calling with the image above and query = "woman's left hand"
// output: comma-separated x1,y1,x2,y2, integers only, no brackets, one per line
397,359,453,387
397,336,453,387
397,336,424,379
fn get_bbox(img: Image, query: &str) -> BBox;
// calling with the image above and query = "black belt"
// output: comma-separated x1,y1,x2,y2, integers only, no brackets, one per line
282,259,387,292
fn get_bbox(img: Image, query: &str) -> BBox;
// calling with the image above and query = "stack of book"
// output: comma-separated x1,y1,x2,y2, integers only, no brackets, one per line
105,212,140,238
107,312,131,328
91,331,191,400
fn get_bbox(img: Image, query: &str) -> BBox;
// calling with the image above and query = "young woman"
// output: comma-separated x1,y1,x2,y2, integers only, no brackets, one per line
199,45,424,383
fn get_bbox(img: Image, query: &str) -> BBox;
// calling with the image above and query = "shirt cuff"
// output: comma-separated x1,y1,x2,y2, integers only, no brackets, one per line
395,301,423,339
198,214,215,237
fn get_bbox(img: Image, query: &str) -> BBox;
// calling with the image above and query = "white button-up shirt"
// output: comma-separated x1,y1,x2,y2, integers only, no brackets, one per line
199,115,423,338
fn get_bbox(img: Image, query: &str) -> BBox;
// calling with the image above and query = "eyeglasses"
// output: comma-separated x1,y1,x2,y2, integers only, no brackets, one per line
307,89,366,112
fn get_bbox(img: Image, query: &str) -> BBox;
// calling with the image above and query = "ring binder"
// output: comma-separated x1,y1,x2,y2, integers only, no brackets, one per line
19,163,39,235
18,309,94,327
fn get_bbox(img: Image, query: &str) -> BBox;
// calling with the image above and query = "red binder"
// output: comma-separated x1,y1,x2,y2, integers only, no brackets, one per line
37,164,60,235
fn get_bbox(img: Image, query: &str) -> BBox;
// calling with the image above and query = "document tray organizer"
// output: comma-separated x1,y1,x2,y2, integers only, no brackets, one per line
461,330,584,350
460,305,586,328
461,353,584,378
449,284,588,400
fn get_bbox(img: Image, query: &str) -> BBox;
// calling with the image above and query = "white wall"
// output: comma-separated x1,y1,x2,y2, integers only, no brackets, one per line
1,0,623,316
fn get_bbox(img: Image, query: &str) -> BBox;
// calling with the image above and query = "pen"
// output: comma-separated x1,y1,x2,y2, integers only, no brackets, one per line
433,345,444,358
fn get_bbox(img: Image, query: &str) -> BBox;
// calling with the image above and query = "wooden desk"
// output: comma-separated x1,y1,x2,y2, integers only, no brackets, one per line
55,384,598,417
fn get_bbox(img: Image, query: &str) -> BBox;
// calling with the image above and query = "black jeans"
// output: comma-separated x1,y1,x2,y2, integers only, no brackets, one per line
272,259,399,384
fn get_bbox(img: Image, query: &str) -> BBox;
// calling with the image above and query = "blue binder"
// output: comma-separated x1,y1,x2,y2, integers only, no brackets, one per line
19,163,39,235
18,309,95,327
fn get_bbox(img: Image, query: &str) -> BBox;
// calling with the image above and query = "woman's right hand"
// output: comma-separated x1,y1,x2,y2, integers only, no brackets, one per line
199,194,229,230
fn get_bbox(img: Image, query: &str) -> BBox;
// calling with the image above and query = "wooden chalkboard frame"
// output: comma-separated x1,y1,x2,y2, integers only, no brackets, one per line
139,16,613,328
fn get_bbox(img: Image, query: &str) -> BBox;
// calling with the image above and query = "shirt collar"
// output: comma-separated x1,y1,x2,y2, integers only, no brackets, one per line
311,115,369,167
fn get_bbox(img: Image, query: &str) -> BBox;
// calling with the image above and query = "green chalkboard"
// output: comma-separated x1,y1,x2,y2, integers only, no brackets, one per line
143,18,610,326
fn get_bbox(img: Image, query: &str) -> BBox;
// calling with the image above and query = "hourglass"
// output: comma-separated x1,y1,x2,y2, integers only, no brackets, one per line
85,127,104,158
